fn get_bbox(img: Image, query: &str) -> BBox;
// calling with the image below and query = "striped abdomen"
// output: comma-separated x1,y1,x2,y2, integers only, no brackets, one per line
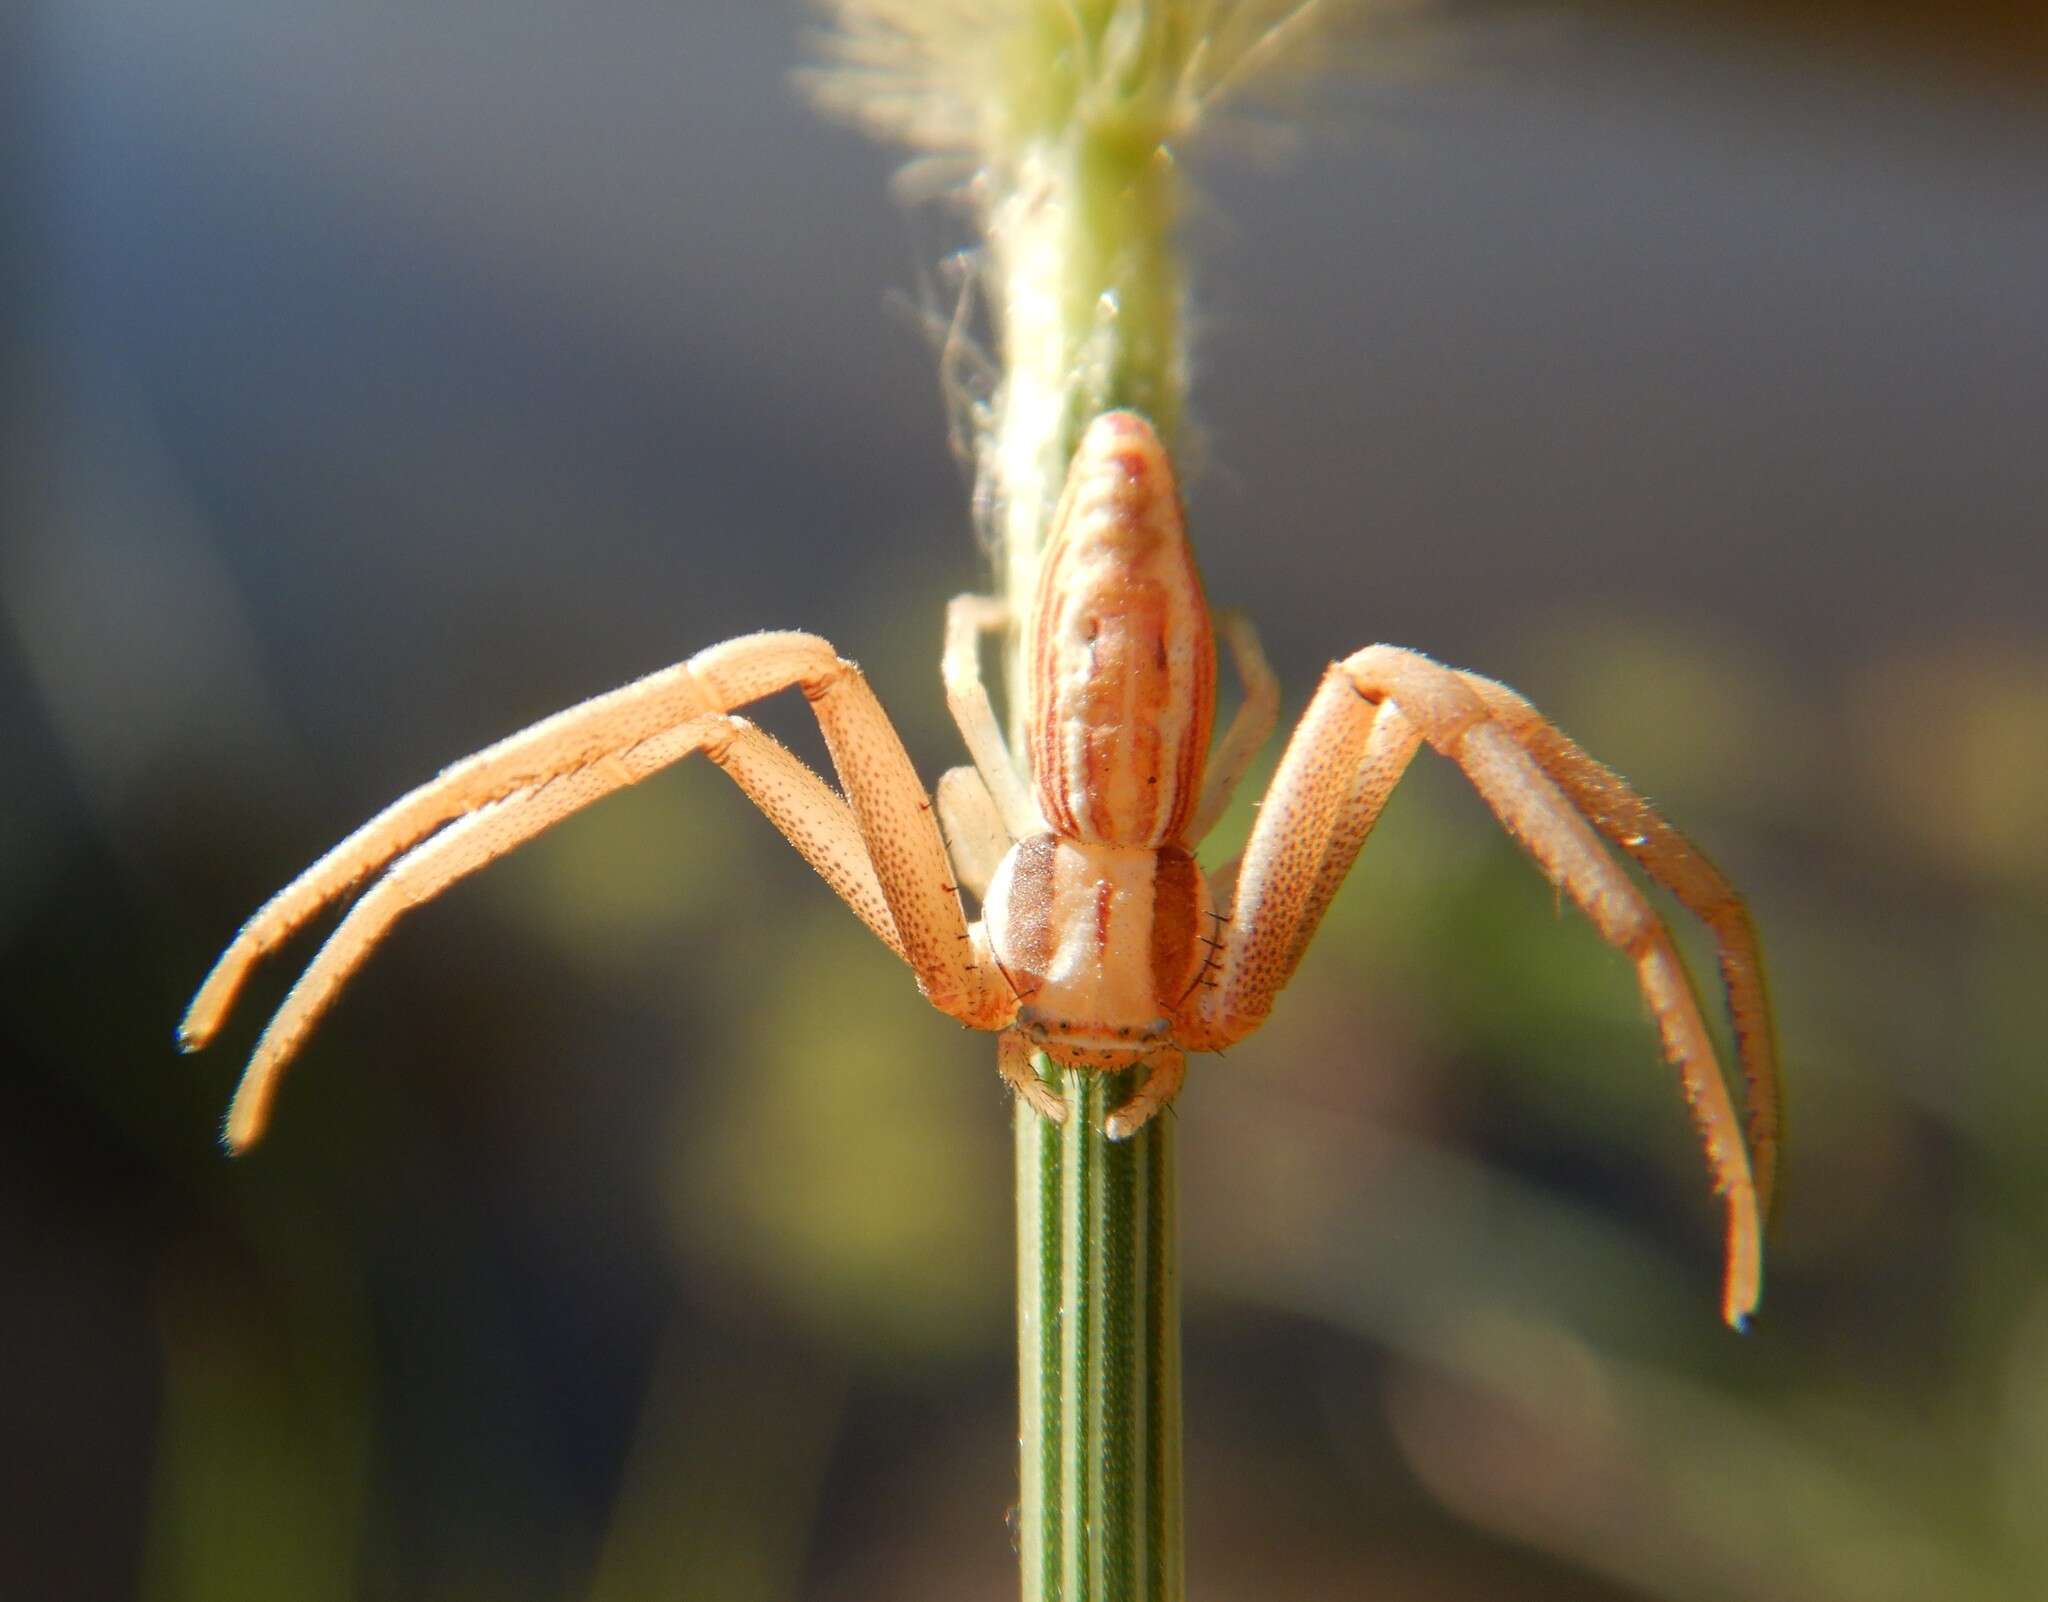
1024,412,1217,849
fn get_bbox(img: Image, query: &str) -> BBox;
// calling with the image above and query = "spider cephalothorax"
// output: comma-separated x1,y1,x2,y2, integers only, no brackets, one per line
183,409,1777,1325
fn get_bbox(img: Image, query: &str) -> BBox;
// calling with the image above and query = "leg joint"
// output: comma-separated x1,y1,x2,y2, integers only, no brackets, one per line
798,658,854,704
697,715,749,766
1616,908,1663,960
1432,705,1488,752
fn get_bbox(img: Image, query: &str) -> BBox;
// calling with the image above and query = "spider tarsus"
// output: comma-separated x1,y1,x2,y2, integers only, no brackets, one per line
1023,1087,1068,1125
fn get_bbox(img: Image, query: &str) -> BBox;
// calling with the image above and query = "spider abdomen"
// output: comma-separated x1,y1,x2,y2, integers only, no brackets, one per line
1023,411,1217,849
983,832,1210,1068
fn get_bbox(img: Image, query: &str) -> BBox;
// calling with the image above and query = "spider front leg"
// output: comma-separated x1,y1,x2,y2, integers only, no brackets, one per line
181,651,738,1050
1178,672,1425,1049
1455,672,1780,1218
216,720,708,1148
187,630,1012,1149
1186,648,1767,1328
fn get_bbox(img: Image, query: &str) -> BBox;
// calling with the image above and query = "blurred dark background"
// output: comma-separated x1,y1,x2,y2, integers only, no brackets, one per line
5,3,2045,1598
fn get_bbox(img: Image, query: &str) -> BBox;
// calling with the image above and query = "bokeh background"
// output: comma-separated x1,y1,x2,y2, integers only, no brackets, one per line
6,3,2046,1598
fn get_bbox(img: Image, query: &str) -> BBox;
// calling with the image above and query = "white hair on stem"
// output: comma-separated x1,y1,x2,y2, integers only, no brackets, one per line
802,0,1349,157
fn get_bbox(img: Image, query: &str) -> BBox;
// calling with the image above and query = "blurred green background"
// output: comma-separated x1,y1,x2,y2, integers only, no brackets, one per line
5,3,2046,1598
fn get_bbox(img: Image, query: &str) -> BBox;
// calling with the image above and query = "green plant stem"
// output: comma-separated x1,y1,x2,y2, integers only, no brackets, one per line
989,23,1188,1600
989,28,1183,727
1015,1069,1183,1602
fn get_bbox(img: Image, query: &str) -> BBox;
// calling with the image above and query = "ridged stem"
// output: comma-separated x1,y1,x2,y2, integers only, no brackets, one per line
1014,1068,1183,1602
988,17,1187,1599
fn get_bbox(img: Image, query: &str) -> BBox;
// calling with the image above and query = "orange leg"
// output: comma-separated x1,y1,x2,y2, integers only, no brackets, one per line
1456,671,1780,1221
186,631,1014,1149
1190,644,1765,1329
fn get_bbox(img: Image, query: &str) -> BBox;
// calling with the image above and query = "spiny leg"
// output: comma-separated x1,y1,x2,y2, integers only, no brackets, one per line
225,788,506,1149
998,1031,1066,1124
943,594,1041,840
1190,646,1762,1327
1456,672,1781,1220
704,720,907,964
1186,610,1281,846
1105,1049,1186,1141
1280,698,1427,981
1183,687,1423,1039
1179,666,1384,1049
1342,645,1760,1327
186,633,929,1044
181,655,739,1049
772,634,1007,1025
192,630,1016,1146
217,715,918,1150
220,737,690,1150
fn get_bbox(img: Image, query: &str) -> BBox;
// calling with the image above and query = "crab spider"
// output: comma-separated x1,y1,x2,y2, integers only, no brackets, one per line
181,410,1778,1327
